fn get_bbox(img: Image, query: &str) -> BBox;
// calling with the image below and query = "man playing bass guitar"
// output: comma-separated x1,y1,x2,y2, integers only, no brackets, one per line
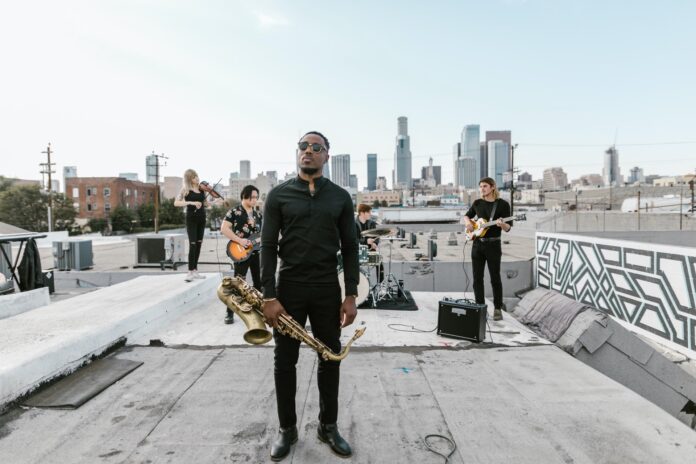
463,177,512,321
221,184,262,324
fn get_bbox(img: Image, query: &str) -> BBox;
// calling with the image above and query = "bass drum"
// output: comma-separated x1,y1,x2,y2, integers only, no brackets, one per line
337,269,370,307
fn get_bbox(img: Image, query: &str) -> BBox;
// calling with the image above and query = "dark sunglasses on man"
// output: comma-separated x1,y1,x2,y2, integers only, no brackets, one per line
298,141,327,153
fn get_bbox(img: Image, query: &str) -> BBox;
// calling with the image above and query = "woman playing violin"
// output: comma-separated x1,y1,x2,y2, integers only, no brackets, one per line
174,169,208,282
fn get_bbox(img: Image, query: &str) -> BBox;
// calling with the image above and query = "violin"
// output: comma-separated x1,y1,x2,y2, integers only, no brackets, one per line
200,180,224,200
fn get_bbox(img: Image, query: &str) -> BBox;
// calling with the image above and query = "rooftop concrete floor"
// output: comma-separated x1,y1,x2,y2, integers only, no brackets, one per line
1,288,695,463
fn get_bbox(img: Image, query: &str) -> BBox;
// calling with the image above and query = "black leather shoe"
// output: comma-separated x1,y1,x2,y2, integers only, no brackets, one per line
224,309,235,325
270,426,298,461
317,423,352,458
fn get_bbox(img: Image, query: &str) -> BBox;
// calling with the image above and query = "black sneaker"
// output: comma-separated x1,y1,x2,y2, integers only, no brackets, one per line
224,309,235,324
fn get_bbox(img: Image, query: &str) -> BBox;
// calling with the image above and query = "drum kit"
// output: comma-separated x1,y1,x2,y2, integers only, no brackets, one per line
337,226,406,307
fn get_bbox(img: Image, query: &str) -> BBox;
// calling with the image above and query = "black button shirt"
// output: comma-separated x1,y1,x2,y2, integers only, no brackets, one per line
261,176,359,299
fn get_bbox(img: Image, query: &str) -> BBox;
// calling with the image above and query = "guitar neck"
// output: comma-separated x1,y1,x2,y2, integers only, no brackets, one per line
479,216,516,230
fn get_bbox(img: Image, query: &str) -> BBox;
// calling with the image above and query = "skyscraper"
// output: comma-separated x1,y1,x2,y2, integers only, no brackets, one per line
485,130,512,180
367,153,377,191
63,166,77,194
487,140,510,187
628,166,644,184
603,146,621,186
145,153,158,183
452,142,461,188
543,167,568,191
240,160,251,179
331,154,351,187
460,125,480,189
349,174,358,189
394,116,412,188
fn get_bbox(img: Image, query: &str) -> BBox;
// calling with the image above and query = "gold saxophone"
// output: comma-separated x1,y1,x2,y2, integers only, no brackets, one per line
217,276,366,361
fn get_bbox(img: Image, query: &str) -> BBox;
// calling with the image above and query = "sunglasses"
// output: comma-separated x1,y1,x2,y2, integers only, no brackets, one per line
298,141,327,153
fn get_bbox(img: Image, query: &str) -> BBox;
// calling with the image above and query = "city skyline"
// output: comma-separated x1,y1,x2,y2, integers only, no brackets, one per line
1,1,695,189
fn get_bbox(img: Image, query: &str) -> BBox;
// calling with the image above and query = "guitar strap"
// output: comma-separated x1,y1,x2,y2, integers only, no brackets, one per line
488,199,499,224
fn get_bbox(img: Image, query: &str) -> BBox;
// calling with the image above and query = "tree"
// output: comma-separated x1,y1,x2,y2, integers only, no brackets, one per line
0,185,45,230
110,205,138,233
0,184,74,231
372,200,381,209
159,198,185,225
207,203,228,230
380,200,388,207
136,202,155,228
52,193,77,231
0,176,14,193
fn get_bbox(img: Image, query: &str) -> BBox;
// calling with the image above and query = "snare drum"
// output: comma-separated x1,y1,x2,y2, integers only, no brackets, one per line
338,269,370,306
358,245,369,265
367,252,382,265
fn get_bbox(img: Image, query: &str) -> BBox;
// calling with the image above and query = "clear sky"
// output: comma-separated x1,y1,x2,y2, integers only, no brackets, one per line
1,0,695,190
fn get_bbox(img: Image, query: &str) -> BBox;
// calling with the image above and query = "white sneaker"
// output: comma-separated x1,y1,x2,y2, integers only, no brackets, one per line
193,271,206,279
184,272,194,282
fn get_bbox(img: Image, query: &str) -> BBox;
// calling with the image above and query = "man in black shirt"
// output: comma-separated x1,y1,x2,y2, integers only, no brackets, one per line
261,131,358,461
355,203,384,283
463,177,512,321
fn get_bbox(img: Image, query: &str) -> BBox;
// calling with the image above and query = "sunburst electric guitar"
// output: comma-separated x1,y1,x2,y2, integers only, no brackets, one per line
226,233,261,263
465,214,526,242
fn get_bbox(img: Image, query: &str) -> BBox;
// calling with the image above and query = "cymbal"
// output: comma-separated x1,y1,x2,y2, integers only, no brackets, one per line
361,227,396,238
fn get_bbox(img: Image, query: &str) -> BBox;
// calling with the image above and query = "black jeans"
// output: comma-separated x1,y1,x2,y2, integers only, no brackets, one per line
274,281,342,429
471,240,503,309
186,215,206,271
233,252,261,290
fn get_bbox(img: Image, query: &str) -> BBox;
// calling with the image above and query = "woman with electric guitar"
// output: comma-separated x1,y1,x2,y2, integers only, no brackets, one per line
220,185,262,324
463,177,518,322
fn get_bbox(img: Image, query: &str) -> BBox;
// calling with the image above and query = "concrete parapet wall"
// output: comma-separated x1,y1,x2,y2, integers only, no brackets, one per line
0,274,220,409
536,231,696,355
537,211,696,233
0,287,50,320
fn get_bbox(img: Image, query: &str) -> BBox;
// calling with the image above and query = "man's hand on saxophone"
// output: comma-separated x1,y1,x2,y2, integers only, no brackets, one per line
263,298,291,329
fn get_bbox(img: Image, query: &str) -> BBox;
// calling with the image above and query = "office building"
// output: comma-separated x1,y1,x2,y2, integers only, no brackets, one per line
487,140,510,188
628,166,645,184
145,153,159,184
603,146,622,186
63,166,78,194
367,153,377,191
331,154,351,187
240,160,251,179
543,167,568,191
460,125,480,189
394,116,412,188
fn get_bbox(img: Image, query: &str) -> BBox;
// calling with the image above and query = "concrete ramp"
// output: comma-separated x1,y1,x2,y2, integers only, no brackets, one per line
0,273,220,409
514,288,696,428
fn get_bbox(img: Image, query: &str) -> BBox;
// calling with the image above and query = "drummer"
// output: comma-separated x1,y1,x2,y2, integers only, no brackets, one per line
355,204,379,249
355,204,384,282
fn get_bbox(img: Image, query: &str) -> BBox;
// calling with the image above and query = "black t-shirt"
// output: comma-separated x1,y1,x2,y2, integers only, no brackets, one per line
184,190,206,219
465,198,512,238
355,218,378,246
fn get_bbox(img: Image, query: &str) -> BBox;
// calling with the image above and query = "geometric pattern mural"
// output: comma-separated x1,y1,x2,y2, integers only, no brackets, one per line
537,232,696,351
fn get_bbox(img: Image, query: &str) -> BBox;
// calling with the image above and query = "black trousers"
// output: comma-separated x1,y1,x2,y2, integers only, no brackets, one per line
186,216,206,270
471,240,503,310
233,252,261,290
274,281,342,429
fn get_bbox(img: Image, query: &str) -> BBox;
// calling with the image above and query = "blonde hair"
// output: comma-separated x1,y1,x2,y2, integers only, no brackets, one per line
183,169,199,192
479,177,500,200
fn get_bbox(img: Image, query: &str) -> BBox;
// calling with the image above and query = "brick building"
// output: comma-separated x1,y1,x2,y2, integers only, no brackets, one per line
66,177,158,219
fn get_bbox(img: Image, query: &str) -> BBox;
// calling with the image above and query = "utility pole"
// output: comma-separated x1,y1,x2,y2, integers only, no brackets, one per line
40,143,56,232
146,150,168,233
510,144,518,216
637,190,640,230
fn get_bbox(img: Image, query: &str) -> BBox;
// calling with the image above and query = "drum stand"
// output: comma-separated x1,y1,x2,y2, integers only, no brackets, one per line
372,237,406,304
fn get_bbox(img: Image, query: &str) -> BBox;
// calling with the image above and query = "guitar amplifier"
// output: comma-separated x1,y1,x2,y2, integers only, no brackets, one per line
437,298,487,342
